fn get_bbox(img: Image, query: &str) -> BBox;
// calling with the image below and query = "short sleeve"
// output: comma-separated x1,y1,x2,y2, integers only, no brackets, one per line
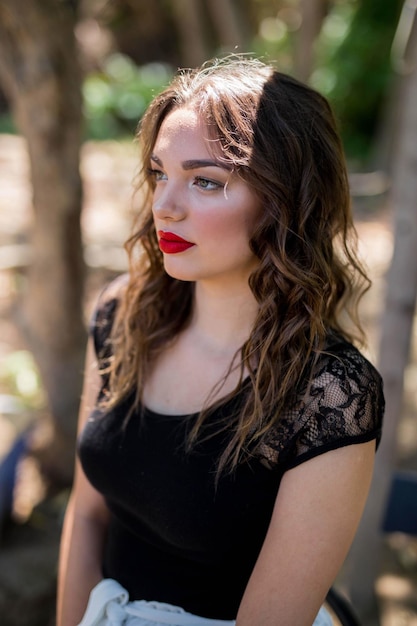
283,343,385,470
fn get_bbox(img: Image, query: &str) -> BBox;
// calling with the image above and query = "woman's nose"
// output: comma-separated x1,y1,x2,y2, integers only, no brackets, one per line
152,182,186,221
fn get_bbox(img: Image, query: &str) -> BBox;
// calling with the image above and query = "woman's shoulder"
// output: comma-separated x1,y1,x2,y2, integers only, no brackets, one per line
92,273,128,318
261,333,385,471
315,332,384,391
89,273,129,357
291,333,385,458
95,273,129,307
306,332,385,432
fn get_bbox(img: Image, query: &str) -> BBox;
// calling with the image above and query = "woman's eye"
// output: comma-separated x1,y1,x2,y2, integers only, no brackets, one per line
147,168,166,182
194,177,223,190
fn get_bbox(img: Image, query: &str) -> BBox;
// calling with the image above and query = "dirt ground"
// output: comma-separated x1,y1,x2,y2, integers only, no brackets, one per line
0,133,416,625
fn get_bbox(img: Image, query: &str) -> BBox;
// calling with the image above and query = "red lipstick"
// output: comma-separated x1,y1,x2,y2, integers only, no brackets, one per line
158,231,195,254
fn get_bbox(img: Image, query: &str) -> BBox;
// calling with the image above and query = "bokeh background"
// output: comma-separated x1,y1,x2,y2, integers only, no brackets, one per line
0,1,416,624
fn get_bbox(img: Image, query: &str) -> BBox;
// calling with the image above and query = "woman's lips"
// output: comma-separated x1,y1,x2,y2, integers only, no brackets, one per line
157,230,195,254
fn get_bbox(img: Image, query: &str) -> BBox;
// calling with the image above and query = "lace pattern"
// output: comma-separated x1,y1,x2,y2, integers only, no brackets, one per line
90,294,384,473
259,341,384,470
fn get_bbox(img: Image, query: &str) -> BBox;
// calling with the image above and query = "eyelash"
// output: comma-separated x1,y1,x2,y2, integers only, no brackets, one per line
146,168,223,191
147,168,166,182
194,176,223,191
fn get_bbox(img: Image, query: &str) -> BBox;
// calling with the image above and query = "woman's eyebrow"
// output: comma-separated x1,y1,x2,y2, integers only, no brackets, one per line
182,159,232,171
150,154,163,166
150,154,231,171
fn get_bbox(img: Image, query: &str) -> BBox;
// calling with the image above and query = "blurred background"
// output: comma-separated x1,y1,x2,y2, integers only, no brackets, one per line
0,1,416,624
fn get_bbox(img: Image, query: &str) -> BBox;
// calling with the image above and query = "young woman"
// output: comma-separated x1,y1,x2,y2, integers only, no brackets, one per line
57,56,384,626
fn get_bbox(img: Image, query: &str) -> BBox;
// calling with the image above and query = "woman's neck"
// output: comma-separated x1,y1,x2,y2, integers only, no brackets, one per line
188,280,259,355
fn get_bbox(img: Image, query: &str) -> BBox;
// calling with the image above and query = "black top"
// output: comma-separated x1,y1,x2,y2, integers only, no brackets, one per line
79,294,384,620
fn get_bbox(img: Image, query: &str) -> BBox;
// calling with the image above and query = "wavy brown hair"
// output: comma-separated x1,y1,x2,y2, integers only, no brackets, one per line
106,56,370,474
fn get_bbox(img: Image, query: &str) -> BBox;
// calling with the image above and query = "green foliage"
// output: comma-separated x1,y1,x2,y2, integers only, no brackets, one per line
0,0,403,158
83,53,174,140
0,112,16,134
247,0,402,162
0,54,173,141
250,4,300,74
0,350,45,410
312,0,403,162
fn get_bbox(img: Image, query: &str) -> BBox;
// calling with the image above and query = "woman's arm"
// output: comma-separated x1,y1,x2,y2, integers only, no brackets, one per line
236,440,375,626
56,338,110,626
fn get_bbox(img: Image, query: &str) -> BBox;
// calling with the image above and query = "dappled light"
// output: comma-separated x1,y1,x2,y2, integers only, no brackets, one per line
1,128,416,624
0,1,416,625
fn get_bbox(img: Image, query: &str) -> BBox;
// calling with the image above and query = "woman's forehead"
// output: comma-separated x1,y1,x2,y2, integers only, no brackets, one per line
154,107,223,157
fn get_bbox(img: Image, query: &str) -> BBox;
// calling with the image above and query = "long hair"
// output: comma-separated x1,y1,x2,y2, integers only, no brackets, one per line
106,56,370,474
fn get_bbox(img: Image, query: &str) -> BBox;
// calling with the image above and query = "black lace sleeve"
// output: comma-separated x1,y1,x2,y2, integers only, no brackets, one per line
260,338,385,471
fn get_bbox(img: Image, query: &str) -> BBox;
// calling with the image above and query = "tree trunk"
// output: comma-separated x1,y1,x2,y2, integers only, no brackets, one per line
294,0,327,82
343,16,417,621
0,0,86,486
170,0,210,67
372,0,417,172
205,0,248,52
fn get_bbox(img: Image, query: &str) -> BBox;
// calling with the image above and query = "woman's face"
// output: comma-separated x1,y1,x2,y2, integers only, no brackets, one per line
150,107,261,287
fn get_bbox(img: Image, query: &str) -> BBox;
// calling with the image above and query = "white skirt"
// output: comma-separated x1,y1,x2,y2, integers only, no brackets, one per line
78,578,333,626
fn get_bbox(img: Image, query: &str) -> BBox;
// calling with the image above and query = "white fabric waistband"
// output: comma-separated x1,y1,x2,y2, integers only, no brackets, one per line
77,578,333,626
77,578,236,626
